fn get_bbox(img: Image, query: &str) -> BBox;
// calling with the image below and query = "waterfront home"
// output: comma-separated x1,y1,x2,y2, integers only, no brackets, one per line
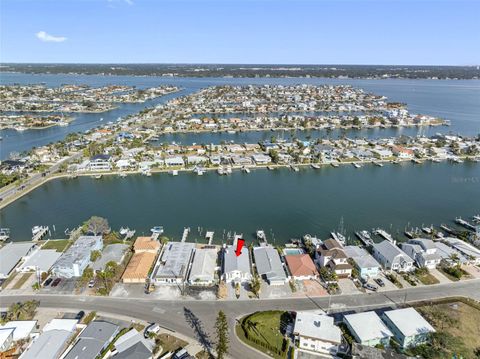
115,158,134,170
93,243,129,272
88,154,112,171
293,311,342,356
51,236,103,278
153,242,195,284
0,242,36,279
122,252,156,284
133,236,160,254
111,328,154,359
400,239,441,269
20,319,78,359
433,242,469,266
392,146,414,159
284,254,318,280
164,156,185,167
209,155,221,165
231,155,254,166
222,245,252,283
186,155,208,165
381,308,435,348
17,249,61,274
252,245,288,285
251,153,272,165
64,321,119,359
343,311,393,348
371,148,393,159
344,246,382,279
442,237,480,265
372,241,414,272
315,239,352,278
188,247,218,286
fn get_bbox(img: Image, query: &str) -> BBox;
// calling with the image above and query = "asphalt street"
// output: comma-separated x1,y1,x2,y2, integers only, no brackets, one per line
1,279,479,358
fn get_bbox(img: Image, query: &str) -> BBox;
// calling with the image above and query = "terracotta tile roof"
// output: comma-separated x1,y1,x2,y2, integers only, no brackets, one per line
285,254,318,277
122,252,156,280
133,237,160,252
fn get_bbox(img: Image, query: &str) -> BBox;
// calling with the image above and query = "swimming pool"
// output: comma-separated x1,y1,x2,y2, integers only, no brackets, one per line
283,248,305,256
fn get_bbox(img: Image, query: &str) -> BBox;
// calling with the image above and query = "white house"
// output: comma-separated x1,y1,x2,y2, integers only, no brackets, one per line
382,308,435,348
164,156,185,167
251,153,272,165
188,248,217,286
344,311,393,348
293,311,342,356
400,238,441,269
372,241,414,272
222,245,252,283
88,154,112,171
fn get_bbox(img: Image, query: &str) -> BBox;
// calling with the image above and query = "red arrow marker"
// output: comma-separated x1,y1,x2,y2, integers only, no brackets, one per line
235,239,245,257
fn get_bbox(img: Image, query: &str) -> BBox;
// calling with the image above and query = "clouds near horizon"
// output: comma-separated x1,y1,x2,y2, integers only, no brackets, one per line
36,31,67,43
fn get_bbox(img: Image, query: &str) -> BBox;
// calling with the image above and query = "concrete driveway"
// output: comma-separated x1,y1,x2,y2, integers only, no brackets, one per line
337,279,360,295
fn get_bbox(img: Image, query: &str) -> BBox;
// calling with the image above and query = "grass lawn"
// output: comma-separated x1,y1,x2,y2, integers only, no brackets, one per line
12,273,33,289
418,301,480,358
41,239,71,252
415,271,440,285
236,311,291,359
157,333,188,356
195,350,213,359
437,267,460,281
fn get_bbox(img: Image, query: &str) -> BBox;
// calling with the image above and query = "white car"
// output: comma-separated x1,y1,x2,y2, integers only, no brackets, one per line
144,323,161,338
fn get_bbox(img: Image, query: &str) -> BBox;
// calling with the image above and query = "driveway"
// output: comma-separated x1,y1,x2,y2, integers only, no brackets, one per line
337,279,360,295
463,265,480,279
430,268,451,284
259,282,292,299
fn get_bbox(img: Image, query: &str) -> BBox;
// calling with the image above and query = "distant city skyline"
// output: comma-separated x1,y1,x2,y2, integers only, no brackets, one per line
1,0,479,66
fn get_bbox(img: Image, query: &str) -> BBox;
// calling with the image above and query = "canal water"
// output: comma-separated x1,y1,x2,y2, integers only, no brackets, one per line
1,73,479,159
1,162,479,243
1,73,479,243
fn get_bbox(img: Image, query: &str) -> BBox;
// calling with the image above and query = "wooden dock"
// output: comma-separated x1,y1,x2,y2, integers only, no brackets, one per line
32,226,49,242
181,227,190,242
205,231,214,245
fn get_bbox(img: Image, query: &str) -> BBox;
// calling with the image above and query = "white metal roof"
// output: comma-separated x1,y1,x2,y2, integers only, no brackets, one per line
383,308,435,337
344,311,393,342
188,248,217,282
0,320,37,340
293,311,341,344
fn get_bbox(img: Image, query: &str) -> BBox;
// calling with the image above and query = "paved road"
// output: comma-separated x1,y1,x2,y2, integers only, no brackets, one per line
0,152,82,206
1,280,479,359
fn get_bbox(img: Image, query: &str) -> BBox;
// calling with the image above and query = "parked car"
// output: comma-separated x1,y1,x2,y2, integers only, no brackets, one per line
374,278,385,287
75,311,85,320
363,283,378,291
88,279,95,288
51,278,61,287
144,323,161,338
173,349,190,359
44,278,53,286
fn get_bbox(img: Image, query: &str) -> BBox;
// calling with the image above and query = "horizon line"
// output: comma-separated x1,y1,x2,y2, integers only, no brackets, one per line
1,62,478,68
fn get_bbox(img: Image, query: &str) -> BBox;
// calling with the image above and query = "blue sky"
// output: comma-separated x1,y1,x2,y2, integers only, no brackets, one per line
1,0,479,65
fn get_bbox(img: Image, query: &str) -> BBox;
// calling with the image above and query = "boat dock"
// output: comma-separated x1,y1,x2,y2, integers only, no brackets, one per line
455,217,476,231
205,231,214,245
0,228,10,242
181,227,190,242
32,226,49,242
